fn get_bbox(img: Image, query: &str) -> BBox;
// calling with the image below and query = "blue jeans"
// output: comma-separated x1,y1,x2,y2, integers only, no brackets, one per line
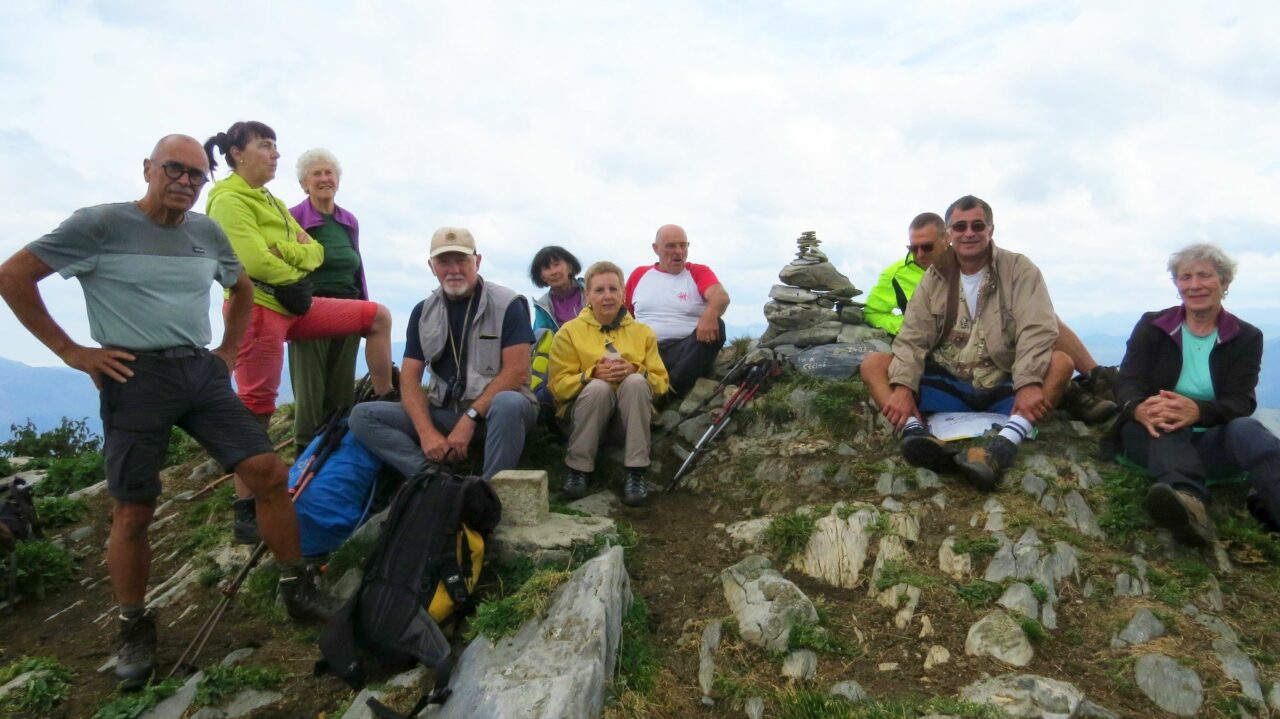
917,368,1015,415
1121,416,1280,525
348,391,536,481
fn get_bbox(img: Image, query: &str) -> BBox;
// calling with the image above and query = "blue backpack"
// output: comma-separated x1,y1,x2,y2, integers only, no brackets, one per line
288,419,382,558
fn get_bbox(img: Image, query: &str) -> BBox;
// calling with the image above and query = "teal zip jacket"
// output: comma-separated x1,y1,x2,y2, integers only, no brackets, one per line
863,257,924,336
207,173,323,315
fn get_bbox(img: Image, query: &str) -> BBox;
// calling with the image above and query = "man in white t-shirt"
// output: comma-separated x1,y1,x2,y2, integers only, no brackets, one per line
625,224,730,396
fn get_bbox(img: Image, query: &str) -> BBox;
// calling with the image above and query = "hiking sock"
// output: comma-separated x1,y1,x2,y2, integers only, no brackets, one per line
902,417,924,434
997,415,1034,446
118,603,145,621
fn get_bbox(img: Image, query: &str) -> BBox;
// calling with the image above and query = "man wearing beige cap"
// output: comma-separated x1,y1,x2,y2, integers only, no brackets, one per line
349,227,537,480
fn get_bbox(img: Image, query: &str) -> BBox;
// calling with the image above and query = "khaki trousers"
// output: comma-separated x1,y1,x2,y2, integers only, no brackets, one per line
566,375,652,472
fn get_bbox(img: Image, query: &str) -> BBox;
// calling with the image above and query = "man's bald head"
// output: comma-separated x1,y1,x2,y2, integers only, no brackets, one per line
653,224,690,274
139,134,211,225
150,135,206,165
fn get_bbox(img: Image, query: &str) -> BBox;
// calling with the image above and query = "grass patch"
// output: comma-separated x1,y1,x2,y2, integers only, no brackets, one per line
1096,464,1154,541
956,580,1004,607
774,689,1008,719
0,656,74,714
874,559,937,592
182,524,230,554
764,510,817,563
324,533,377,579
242,563,287,622
0,456,16,476
165,427,201,467
90,679,184,719
467,568,571,640
1218,510,1280,563
952,534,1001,559
616,595,658,695
12,539,76,599
34,495,88,528
1029,582,1049,603
194,664,285,706
549,502,590,517
34,451,105,497
812,380,868,427
185,483,236,526
1018,617,1048,644
787,620,860,657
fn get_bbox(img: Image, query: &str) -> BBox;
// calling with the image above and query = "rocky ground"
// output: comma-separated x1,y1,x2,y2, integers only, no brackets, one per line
3,364,1280,718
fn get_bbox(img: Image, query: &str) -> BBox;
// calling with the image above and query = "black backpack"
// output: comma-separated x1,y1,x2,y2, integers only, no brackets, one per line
1,477,41,547
317,466,501,718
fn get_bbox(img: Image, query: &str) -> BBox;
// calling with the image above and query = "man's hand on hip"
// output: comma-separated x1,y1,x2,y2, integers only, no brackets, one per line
61,345,135,390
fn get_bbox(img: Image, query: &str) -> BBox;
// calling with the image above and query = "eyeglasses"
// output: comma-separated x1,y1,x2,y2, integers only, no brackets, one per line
949,220,988,234
906,243,936,254
160,161,209,186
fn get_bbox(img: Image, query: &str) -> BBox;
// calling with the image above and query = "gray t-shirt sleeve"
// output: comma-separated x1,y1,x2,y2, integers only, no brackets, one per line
27,206,104,278
208,221,244,288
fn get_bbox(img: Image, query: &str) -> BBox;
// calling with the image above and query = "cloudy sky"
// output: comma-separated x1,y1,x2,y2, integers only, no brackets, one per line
2,1,1278,368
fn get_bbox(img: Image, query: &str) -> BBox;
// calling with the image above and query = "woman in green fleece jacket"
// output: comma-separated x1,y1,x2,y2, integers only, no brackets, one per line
203,121,395,542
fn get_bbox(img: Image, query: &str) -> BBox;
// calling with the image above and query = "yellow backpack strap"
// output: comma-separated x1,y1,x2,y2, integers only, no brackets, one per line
529,327,553,391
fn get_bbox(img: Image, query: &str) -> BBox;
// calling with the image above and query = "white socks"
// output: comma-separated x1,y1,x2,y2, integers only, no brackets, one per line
998,415,1034,445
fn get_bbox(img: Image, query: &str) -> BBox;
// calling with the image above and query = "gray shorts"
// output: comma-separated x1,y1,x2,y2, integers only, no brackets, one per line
100,348,274,502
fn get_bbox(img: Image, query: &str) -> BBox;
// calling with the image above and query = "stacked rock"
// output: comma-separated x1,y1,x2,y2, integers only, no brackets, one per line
759,231,891,379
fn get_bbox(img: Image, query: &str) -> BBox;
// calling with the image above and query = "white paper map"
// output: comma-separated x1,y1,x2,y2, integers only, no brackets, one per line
926,412,1010,441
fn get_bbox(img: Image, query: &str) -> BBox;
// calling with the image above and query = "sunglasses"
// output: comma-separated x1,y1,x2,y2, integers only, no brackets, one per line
160,161,209,186
906,242,936,254
949,220,988,233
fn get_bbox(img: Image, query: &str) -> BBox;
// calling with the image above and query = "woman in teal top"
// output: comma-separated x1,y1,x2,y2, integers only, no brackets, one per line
1111,243,1279,547
288,148,372,448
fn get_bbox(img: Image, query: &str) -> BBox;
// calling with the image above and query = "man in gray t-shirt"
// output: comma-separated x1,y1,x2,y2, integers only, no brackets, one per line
0,134,336,688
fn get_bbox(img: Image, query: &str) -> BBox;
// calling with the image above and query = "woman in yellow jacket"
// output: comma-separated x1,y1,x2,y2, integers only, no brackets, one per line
549,261,668,506
203,121,395,543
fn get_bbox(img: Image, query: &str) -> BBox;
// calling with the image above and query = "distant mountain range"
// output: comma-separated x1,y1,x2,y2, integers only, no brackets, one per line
2,320,1278,442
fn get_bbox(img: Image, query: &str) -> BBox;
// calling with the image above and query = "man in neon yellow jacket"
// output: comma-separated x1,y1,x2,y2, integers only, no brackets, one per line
862,213,947,335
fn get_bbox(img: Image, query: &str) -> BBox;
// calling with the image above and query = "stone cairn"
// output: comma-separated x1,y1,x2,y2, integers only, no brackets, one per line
759,231,890,367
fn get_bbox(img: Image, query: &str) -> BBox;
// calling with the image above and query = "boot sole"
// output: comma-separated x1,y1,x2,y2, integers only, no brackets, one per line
901,436,958,472
954,457,999,492
1145,484,1215,547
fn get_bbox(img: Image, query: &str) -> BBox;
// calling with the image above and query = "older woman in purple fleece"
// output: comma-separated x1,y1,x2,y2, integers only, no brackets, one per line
287,148,373,448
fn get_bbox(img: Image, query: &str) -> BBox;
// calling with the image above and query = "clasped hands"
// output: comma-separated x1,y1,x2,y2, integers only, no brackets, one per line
593,356,636,384
1134,390,1200,437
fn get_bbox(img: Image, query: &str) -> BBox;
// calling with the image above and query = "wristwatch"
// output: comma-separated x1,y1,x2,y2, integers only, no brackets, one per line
465,406,483,421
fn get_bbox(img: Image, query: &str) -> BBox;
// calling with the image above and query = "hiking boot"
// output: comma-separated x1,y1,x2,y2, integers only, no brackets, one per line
622,470,649,507
1245,491,1279,533
115,609,157,690
279,567,339,624
954,436,1018,491
1063,379,1119,424
562,469,589,500
1086,365,1119,400
232,498,261,545
1145,483,1217,548
899,424,957,472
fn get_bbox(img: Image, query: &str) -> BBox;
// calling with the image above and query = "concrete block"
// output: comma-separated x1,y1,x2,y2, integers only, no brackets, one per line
492,469,548,526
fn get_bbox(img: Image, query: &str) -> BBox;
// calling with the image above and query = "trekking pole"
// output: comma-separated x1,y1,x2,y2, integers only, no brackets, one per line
666,360,780,492
662,351,755,436
166,433,336,679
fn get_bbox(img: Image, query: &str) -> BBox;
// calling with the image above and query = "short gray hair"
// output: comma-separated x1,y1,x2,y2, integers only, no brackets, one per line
295,148,342,183
1167,243,1236,285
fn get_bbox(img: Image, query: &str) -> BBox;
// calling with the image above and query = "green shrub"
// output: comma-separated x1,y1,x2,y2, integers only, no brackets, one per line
952,534,1001,559
165,427,200,467
813,381,868,426
874,559,937,592
12,539,76,598
194,665,285,706
34,452,105,497
90,679,184,719
764,511,817,563
34,496,89,528
1096,464,1153,540
182,524,229,554
955,579,1004,607
2,417,101,458
1018,617,1048,644
0,456,15,476
787,620,860,657
774,689,1009,719
243,563,286,622
0,656,74,714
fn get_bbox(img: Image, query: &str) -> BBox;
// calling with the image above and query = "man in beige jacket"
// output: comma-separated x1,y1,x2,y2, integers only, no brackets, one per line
864,195,1074,490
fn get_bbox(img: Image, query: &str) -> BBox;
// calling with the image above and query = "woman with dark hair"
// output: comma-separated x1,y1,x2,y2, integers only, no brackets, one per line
203,121,395,542
529,245,585,334
287,148,370,448
548,261,668,506
1111,242,1280,547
